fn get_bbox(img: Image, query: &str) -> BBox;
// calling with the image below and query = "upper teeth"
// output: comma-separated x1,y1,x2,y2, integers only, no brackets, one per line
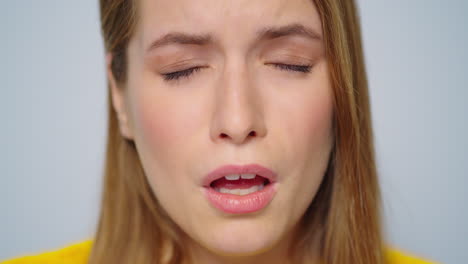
224,174,256,180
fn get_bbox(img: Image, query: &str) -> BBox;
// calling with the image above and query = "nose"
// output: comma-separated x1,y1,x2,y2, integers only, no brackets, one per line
210,62,267,145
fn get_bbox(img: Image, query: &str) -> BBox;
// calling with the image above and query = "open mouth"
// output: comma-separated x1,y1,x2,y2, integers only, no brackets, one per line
209,174,271,196
203,164,278,214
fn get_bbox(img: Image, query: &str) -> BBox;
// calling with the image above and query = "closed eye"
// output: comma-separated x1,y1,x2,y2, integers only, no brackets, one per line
161,63,313,82
161,66,204,81
270,63,313,73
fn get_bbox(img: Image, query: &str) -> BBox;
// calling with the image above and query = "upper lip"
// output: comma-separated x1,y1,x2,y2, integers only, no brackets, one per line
202,163,277,187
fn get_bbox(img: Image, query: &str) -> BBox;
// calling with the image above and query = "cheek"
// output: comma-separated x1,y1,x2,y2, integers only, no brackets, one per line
278,93,333,189
268,62,334,217
129,87,204,186
273,67,334,164
294,97,333,153
141,88,204,146
137,100,184,151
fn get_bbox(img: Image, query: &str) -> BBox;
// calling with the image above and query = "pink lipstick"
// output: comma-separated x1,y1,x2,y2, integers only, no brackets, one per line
203,164,277,214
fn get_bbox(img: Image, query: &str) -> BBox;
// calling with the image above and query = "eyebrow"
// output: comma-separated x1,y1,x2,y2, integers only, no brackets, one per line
256,23,322,42
146,23,322,53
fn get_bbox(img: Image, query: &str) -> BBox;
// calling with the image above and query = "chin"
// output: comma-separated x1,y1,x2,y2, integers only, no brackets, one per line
200,220,282,257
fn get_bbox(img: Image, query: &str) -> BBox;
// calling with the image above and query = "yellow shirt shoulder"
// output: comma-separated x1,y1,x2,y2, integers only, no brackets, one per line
0,241,91,264
385,248,439,264
1,240,438,264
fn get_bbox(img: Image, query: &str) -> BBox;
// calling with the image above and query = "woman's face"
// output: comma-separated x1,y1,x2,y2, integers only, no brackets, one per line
110,0,333,259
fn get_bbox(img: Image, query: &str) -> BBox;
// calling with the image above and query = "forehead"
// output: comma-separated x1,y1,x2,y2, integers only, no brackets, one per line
136,0,322,47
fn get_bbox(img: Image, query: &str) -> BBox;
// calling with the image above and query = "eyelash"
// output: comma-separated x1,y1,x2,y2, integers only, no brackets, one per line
162,67,204,81
161,63,313,82
272,63,312,73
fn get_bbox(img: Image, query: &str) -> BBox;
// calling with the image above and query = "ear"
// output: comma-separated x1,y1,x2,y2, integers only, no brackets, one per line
106,53,134,140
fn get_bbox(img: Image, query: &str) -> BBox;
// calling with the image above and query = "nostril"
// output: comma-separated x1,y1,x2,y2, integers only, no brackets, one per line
218,130,256,142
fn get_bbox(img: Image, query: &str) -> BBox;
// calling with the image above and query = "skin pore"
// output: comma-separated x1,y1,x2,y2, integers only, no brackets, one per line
108,0,334,263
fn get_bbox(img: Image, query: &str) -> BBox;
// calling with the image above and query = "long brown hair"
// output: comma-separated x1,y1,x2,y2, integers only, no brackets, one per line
89,0,385,263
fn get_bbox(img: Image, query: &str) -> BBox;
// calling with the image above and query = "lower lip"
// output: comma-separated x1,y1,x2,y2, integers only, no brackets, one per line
204,183,277,214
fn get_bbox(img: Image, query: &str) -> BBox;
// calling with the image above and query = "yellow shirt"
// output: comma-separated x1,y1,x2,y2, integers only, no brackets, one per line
0,241,437,264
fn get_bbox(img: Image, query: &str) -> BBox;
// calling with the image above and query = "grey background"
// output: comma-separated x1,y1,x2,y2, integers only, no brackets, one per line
1,1,466,263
